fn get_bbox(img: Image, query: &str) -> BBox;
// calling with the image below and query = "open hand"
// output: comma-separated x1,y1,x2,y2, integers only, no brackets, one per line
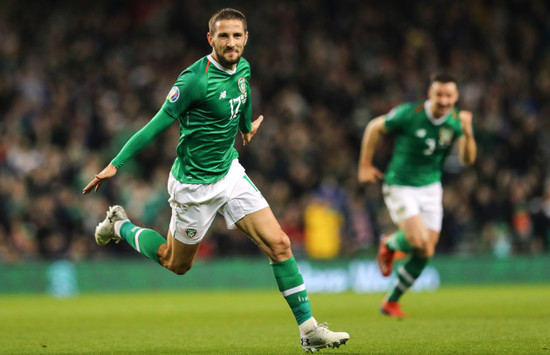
358,165,384,184
82,163,118,194
242,115,264,146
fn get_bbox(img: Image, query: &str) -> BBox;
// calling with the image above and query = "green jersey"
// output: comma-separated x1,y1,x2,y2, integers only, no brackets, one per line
383,101,463,187
162,55,252,184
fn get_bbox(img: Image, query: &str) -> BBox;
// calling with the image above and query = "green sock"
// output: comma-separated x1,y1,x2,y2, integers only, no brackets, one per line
271,256,313,325
385,230,413,252
387,254,428,302
120,221,167,264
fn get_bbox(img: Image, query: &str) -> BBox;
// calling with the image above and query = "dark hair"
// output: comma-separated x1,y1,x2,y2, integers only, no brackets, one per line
208,8,247,34
430,73,457,85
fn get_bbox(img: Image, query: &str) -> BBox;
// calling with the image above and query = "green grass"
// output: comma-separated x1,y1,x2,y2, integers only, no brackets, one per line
0,285,549,354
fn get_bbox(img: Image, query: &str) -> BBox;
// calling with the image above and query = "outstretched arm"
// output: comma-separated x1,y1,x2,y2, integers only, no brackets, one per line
358,115,387,184
457,110,477,166
241,115,264,146
82,109,175,194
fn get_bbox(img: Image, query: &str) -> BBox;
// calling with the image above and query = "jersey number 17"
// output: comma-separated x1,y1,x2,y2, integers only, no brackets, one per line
229,97,242,120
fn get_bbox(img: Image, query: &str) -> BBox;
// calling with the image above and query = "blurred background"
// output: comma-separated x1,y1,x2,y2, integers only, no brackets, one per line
1,0,549,268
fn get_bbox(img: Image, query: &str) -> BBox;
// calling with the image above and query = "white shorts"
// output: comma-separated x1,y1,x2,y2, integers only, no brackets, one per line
382,182,443,232
167,159,269,245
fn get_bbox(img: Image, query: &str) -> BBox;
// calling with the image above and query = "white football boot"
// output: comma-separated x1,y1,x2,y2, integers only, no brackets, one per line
94,205,127,246
300,322,350,353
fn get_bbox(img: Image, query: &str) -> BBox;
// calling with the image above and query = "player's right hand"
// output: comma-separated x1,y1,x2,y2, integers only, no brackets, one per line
458,110,473,137
82,163,118,195
358,165,384,184
242,115,264,146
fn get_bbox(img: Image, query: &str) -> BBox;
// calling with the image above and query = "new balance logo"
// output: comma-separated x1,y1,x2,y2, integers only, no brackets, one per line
219,91,226,100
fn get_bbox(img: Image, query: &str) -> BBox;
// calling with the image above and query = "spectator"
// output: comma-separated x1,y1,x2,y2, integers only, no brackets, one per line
0,0,548,261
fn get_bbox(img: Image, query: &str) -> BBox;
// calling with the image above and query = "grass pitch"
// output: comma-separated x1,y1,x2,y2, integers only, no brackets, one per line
0,285,548,354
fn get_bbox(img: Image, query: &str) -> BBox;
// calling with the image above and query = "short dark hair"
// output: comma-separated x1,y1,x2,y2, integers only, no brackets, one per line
208,8,247,34
430,73,457,85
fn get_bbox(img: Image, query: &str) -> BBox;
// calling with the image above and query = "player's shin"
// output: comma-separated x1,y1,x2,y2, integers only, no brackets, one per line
270,256,313,325
385,230,413,252
386,254,428,302
116,221,167,264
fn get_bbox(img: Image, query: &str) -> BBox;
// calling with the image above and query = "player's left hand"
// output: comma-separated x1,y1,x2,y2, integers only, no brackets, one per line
458,110,473,137
242,115,264,146
82,163,118,195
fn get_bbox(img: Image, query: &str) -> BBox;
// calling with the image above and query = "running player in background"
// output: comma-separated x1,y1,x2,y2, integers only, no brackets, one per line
358,73,477,317
83,8,349,352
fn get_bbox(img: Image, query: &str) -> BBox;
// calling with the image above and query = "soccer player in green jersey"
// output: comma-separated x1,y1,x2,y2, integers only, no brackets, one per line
358,74,477,317
83,8,348,352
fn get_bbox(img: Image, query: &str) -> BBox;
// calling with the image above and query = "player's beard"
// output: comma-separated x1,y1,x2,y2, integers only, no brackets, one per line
217,48,241,68
434,104,451,117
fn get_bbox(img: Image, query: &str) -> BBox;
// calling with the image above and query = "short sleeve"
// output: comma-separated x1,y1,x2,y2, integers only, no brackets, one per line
238,76,252,133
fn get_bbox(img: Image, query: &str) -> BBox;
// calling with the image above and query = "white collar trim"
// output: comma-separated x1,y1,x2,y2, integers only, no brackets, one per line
207,54,237,75
425,100,449,126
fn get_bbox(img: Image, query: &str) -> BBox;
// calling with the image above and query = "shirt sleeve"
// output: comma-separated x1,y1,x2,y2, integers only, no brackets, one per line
111,109,175,168
161,70,204,119
238,76,252,134
384,104,410,133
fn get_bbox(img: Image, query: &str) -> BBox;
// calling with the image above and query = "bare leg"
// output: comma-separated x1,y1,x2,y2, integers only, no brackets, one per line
399,215,440,257
157,229,201,275
235,207,292,262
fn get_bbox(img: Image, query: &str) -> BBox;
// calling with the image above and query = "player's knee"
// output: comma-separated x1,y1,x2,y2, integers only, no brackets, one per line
269,232,292,261
165,260,193,276
407,236,426,250
424,244,436,258
408,237,431,256
413,242,435,258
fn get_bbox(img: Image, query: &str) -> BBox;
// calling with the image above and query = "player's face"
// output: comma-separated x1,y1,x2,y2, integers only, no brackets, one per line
207,19,248,70
428,81,459,118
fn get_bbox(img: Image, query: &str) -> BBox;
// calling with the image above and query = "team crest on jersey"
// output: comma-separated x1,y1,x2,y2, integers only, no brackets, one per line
184,228,198,240
439,127,454,145
238,77,246,94
167,86,180,103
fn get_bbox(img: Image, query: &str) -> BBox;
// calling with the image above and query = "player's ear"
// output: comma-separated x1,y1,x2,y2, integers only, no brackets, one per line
244,31,248,45
427,84,434,99
207,32,214,47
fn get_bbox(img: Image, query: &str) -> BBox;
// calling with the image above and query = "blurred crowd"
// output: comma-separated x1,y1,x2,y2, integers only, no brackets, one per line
1,0,549,263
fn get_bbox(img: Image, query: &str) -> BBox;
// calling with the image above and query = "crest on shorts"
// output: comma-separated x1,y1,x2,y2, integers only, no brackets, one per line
397,206,406,216
238,77,246,94
439,127,454,145
185,228,198,239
